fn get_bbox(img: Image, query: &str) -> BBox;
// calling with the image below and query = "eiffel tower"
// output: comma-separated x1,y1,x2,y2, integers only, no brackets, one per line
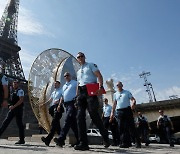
0,0,25,81
0,0,39,139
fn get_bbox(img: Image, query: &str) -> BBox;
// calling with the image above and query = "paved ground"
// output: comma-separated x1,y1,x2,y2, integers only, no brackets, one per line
0,139,180,154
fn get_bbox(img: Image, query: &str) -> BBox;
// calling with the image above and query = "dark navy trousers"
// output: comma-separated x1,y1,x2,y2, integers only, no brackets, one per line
77,86,109,145
0,107,24,141
116,107,140,146
46,104,63,142
58,101,78,142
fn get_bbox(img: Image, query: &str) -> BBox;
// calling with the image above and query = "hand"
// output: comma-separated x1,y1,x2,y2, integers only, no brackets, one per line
95,88,104,96
54,100,59,105
131,103,136,110
149,127,151,130
9,105,15,110
109,115,114,123
2,100,8,108
57,105,61,112
171,127,174,131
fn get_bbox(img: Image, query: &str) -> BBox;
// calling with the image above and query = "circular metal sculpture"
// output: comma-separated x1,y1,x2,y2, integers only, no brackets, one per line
28,48,80,132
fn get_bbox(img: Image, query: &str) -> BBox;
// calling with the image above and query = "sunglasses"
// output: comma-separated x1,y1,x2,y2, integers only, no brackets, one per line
64,74,69,77
77,55,84,59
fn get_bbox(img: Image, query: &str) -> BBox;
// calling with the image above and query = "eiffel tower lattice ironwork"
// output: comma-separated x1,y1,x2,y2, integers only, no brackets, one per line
0,0,25,81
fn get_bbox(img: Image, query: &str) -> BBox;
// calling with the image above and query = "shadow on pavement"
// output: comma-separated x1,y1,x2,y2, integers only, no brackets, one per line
90,146,153,154
0,144,47,152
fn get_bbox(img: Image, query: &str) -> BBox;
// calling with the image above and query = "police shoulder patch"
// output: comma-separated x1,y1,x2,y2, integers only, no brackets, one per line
94,64,98,67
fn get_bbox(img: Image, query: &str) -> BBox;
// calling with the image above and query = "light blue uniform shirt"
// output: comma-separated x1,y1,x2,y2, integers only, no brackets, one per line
62,80,77,102
77,62,98,86
113,90,133,109
103,104,112,117
1,75,8,85
17,89,24,97
50,88,62,107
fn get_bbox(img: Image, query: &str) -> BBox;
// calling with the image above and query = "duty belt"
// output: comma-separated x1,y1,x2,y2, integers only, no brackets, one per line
64,100,75,107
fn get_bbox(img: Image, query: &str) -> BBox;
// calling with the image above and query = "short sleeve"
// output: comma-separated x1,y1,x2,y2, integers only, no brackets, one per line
128,91,133,99
113,93,116,101
166,116,171,121
89,63,99,72
144,116,148,122
17,89,24,97
1,75,8,85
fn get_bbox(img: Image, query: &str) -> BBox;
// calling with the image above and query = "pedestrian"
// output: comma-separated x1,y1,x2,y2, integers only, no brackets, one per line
102,98,119,146
54,72,79,147
136,111,151,146
110,81,141,148
74,52,110,151
157,109,174,147
41,81,64,146
0,80,25,144
0,58,8,108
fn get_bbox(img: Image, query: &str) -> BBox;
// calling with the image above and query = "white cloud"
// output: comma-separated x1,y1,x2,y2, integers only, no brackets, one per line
156,86,180,101
0,0,53,37
0,1,6,15
19,49,37,79
18,7,45,35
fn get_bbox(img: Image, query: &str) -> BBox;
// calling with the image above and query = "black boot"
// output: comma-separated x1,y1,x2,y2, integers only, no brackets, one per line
41,137,50,146
74,143,89,151
15,140,25,145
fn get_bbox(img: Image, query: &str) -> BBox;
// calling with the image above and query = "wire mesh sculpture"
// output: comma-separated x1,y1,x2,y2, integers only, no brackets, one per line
28,48,80,132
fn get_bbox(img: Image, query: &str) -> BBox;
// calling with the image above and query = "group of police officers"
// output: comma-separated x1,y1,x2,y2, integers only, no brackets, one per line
0,53,175,150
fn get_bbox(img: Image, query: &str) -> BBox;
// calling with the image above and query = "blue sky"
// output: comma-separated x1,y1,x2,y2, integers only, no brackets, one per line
0,0,180,103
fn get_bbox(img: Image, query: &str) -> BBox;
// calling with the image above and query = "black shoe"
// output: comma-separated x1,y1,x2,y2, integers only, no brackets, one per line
145,142,149,146
41,137,50,146
111,142,118,146
170,143,174,147
15,140,25,145
119,144,129,148
103,139,110,148
74,144,89,151
53,138,64,147
136,143,141,148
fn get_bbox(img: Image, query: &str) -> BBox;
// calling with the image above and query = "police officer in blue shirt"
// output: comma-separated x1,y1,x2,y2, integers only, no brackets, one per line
0,58,8,108
54,72,79,147
74,52,109,151
110,81,141,148
102,98,112,129
41,81,64,146
0,80,25,144
102,98,119,146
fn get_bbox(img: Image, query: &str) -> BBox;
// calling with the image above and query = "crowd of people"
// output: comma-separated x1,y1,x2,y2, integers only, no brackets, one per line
0,53,175,150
